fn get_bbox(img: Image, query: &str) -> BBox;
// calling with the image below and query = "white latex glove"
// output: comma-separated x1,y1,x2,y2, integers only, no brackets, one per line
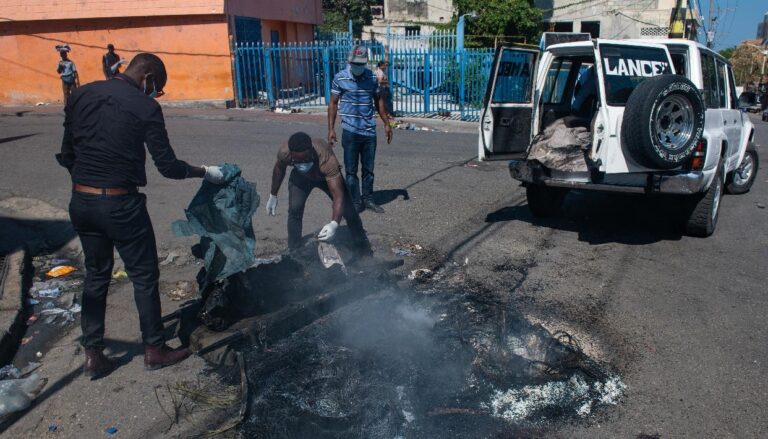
266,194,278,216
203,165,225,185
317,221,338,241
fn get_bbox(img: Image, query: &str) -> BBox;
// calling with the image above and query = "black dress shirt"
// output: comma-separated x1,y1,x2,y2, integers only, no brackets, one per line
57,74,192,188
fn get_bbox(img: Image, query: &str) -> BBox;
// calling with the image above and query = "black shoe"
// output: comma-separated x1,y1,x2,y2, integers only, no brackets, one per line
354,203,365,213
364,200,384,213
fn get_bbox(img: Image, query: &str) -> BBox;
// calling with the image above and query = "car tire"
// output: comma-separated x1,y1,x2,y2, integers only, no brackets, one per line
526,185,568,218
684,163,724,237
622,75,705,169
726,144,759,194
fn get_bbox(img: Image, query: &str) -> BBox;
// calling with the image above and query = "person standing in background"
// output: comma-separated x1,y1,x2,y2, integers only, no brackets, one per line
327,46,392,214
56,44,79,105
374,60,393,117
102,44,126,79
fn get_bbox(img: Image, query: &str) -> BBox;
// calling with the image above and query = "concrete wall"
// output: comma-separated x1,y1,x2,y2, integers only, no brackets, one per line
535,0,679,40
383,0,453,24
226,0,322,25
0,15,233,105
0,0,224,21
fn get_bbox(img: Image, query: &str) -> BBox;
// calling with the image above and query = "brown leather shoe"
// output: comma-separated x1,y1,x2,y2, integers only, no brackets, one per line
83,347,116,380
144,344,191,371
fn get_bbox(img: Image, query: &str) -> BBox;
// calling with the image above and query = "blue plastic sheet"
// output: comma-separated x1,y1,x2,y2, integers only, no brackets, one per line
172,164,259,291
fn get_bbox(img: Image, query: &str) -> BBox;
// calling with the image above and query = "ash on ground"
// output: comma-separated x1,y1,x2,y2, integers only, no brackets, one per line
240,279,625,438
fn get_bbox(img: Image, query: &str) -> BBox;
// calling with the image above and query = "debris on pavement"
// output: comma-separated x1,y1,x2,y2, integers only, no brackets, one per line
105,426,118,435
0,373,48,418
48,424,57,433
21,337,32,345
36,287,61,299
159,251,179,266
45,265,77,278
272,106,302,114
39,304,81,326
757,203,765,209
408,268,434,281
317,242,347,275
392,243,423,257
111,270,128,280
168,280,196,301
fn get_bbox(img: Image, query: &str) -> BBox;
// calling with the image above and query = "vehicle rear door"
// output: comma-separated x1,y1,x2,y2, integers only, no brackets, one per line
478,46,538,161
593,41,675,172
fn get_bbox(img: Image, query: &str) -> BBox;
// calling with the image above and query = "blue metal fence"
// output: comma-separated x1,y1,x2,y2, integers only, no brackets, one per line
233,41,495,121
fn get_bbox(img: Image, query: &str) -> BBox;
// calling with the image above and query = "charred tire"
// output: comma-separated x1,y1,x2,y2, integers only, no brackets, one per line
726,144,759,194
526,185,568,218
684,163,724,237
622,75,704,169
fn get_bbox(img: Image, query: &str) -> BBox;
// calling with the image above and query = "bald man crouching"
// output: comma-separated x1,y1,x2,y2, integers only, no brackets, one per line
267,132,372,254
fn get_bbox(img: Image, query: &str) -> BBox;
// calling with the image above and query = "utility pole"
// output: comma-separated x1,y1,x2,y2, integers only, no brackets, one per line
706,0,715,48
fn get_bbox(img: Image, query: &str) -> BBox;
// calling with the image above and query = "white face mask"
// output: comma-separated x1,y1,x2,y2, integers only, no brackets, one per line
350,64,366,76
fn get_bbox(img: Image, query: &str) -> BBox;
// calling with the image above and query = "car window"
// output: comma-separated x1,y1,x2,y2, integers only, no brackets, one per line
726,64,738,109
670,53,687,77
492,50,536,104
700,51,719,109
599,44,671,106
542,59,573,104
715,59,727,108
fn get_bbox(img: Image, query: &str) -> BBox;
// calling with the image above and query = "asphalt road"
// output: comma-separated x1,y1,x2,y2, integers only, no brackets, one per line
0,110,766,437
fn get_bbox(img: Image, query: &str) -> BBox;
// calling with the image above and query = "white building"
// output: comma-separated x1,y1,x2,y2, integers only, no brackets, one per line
534,0,696,40
363,0,456,44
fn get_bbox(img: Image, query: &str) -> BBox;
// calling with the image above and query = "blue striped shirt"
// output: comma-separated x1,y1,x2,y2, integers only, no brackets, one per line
331,66,380,137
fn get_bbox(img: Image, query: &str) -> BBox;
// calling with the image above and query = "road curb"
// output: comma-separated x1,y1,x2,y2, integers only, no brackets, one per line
0,250,31,366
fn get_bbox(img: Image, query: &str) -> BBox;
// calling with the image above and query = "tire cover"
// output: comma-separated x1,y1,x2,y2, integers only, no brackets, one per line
621,75,705,169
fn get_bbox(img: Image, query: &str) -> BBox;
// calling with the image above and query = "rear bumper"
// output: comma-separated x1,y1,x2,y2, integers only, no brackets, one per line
509,160,708,195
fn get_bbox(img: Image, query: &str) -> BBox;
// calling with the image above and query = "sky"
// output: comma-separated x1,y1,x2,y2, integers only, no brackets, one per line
697,0,767,49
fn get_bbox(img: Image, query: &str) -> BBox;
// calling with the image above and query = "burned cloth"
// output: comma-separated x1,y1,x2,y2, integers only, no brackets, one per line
527,117,592,172
172,163,259,291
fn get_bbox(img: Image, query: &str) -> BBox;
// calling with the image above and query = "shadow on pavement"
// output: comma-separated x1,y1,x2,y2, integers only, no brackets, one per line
486,191,684,245
0,133,38,145
0,338,143,434
0,217,76,256
372,189,410,206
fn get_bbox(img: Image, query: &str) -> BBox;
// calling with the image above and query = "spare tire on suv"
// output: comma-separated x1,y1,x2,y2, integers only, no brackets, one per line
621,75,705,169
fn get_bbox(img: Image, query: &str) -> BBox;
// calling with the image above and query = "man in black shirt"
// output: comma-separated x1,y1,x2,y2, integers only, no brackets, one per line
57,53,225,379
102,44,124,79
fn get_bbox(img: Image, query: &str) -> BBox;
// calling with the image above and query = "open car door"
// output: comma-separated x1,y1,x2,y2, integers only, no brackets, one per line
478,46,538,161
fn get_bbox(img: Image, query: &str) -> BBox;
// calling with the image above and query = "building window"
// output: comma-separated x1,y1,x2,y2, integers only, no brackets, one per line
553,22,573,32
405,26,421,36
581,21,600,38
234,16,262,43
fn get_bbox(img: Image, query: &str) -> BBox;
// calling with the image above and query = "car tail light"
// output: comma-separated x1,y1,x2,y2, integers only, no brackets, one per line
690,139,707,171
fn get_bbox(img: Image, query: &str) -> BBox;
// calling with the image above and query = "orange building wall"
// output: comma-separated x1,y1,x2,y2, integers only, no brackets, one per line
0,15,233,105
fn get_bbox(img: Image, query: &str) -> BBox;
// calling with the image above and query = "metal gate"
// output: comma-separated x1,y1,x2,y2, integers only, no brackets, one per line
233,36,495,121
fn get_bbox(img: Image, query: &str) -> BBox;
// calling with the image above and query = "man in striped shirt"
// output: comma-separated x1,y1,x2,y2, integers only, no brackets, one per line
328,45,393,213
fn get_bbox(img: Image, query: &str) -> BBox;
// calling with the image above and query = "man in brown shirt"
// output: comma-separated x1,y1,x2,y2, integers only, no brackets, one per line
267,132,371,252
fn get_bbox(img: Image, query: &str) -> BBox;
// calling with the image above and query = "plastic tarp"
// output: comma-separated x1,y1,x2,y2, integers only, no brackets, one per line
172,164,259,292
527,117,591,172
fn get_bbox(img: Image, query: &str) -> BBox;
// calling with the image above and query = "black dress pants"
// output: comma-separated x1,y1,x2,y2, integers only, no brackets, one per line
69,191,164,348
287,170,370,251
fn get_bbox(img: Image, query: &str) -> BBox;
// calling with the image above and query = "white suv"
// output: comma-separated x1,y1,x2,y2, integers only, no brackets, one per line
479,39,758,236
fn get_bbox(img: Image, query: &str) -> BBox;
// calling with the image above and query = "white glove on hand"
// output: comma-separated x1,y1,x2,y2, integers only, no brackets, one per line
203,165,225,185
317,221,338,241
266,194,278,216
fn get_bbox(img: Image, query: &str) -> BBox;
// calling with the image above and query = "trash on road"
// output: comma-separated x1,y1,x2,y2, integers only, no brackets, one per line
408,268,433,281
40,304,81,326
106,426,118,435
757,203,765,209
159,251,179,266
393,247,411,257
318,242,347,275
168,281,195,301
26,315,37,325
112,270,128,280
21,337,32,345
0,373,48,418
48,424,57,432
27,299,39,306
46,265,77,278
36,287,61,299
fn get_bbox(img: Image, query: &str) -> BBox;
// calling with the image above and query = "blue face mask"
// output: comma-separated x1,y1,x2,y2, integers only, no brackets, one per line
350,64,366,76
144,76,159,98
295,161,315,173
